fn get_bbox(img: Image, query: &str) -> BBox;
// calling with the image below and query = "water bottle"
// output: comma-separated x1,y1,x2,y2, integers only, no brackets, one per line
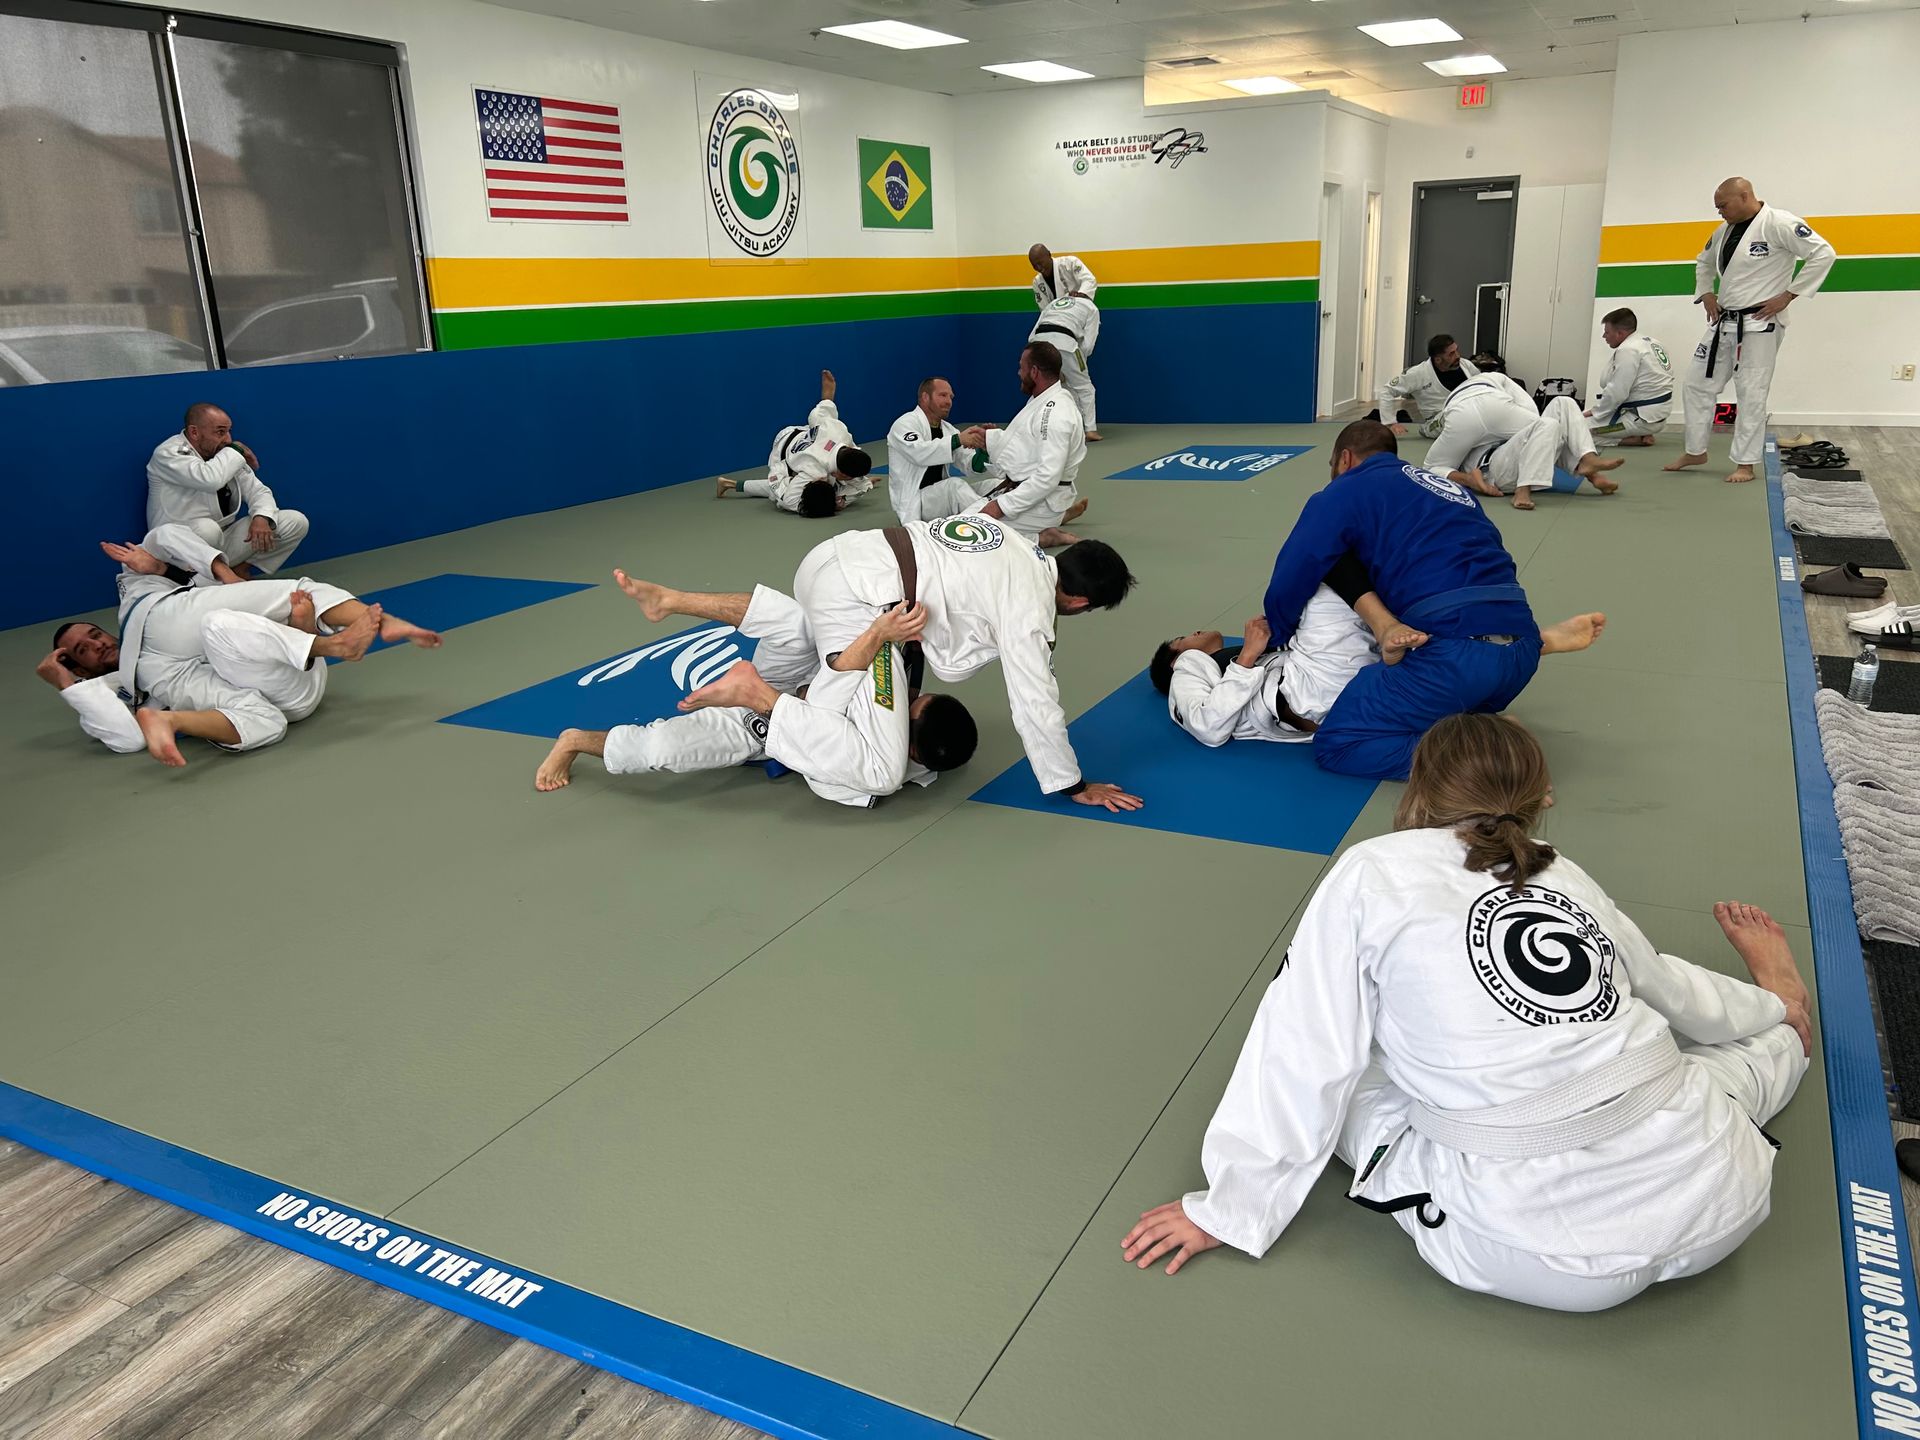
1848,644,1880,705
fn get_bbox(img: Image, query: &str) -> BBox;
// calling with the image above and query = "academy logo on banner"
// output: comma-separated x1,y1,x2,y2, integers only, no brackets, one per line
440,623,760,739
1108,445,1312,482
858,138,931,230
700,78,805,260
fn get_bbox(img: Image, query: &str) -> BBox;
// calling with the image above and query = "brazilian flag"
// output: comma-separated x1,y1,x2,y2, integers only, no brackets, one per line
859,138,932,230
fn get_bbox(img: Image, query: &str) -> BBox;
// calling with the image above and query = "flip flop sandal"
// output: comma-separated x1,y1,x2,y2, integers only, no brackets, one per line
1789,450,1851,468
1871,621,1920,650
1801,563,1890,597
1777,433,1817,448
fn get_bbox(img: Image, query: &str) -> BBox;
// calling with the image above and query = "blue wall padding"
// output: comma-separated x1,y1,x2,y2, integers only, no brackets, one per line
1,300,1316,631
971,669,1377,854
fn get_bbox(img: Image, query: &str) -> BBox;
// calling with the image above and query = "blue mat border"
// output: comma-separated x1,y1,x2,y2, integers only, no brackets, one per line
1765,435,1920,1439
0,1081,967,1440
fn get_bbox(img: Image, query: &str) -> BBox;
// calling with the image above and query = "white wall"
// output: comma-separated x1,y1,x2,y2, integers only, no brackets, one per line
1362,74,1615,396
1599,14,1920,424
1321,103,1389,413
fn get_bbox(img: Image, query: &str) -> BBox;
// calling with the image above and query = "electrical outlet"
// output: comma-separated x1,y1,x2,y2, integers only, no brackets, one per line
1903,364,1917,382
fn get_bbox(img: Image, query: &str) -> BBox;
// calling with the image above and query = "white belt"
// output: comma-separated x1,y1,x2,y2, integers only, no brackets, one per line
1407,1031,1684,1160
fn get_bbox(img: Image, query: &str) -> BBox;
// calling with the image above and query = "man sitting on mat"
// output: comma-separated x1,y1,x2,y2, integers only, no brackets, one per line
39,526,440,767
1123,713,1811,1314
949,342,1091,550
148,402,310,578
1424,372,1623,512
884,376,994,526
535,583,976,808
1586,308,1674,448
717,369,875,517
610,515,1143,811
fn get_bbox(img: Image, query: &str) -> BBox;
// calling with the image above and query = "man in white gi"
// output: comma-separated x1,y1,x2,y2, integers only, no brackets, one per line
534,583,976,808
953,342,1089,548
39,528,439,766
612,516,1143,811
1424,371,1622,511
147,403,309,578
1121,713,1811,1312
1029,294,1102,441
717,369,875,517
1587,307,1675,447
1664,177,1835,484
884,376,989,526
1376,334,1479,433
1029,243,1095,311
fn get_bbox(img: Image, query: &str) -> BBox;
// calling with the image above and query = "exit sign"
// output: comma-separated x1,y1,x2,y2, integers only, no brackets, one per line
1458,82,1492,108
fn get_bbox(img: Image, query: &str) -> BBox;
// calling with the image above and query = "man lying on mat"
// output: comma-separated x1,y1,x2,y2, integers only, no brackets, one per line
38,525,439,767
534,586,976,808
1123,713,1811,1313
716,369,875,518
610,515,1143,811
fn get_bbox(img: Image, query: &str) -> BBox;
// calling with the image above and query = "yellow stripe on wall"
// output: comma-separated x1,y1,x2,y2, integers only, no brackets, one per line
1600,213,1920,265
427,242,1319,311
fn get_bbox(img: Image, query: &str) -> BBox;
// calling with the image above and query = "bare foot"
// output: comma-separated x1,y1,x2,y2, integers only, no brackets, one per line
136,708,186,768
1540,612,1607,654
1063,496,1090,524
1511,490,1535,511
1620,435,1655,447
1664,452,1708,472
1575,452,1625,477
1379,625,1429,665
377,611,442,649
1726,465,1756,484
1588,474,1620,496
1715,901,1812,1054
678,660,773,714
715,475,736,499
1036,527,1080,548
1085,431,1104,442
287,590,318,634
535,729,586,792
231,561,258,580
614,569,672,622
319,603,382,662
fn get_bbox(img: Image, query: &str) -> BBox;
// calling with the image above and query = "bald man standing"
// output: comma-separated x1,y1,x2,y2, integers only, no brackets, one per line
1665,178,1834,484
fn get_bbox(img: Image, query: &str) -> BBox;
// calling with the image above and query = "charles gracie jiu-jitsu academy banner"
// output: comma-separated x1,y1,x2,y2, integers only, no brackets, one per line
858,138,932,231
697,76,808,263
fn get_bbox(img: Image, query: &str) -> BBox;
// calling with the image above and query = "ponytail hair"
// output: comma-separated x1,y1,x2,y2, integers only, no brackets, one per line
1394,714,1556,888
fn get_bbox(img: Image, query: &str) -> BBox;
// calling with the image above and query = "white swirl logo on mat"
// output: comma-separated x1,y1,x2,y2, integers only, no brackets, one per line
578,625,742,694
1401,462,1476,508
1146,451,1287,476
706,89,801,256
1466,885,1619,1025
930,516,1005,553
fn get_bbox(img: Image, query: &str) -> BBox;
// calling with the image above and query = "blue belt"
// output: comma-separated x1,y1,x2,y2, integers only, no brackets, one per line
1399,583,1529,633
1610,391,1672,422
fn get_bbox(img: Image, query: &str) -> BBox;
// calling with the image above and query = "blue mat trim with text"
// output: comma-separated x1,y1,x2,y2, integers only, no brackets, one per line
970,669,1376,853
1107,445,1311,481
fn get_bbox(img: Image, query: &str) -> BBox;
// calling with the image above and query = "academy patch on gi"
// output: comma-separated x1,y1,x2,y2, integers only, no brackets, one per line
1108,445,1312,482
1464,885,1620,1026
1749,241,1770,257
871,644,895,711
1402,463,1476,508
929,516,1005,553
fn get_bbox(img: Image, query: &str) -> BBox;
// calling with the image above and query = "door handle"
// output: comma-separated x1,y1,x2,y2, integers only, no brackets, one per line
1321,309,1333,318
1417,294,1432,306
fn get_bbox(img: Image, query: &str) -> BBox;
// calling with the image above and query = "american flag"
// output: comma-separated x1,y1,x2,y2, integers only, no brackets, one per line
475,88,628,224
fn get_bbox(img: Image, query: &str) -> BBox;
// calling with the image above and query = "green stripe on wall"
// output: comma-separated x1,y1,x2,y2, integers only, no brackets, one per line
1595,255,1920,298
432,279,1318,350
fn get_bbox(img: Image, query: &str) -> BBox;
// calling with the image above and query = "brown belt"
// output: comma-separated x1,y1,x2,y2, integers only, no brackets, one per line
881,526,924,691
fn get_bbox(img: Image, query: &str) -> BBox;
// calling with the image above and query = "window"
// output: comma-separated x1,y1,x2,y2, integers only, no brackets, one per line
0,1,429,384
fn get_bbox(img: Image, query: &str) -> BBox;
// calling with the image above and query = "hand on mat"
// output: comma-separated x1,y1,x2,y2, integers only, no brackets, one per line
35,649,76,689
1699,293,1722,324
1753,291,1795,322
1073,781,1142,813
247,516,274,552
1123,1201,1221,1276
876,602,927,646
1239,616,1271,665
101,540,163,574
232,440,260,471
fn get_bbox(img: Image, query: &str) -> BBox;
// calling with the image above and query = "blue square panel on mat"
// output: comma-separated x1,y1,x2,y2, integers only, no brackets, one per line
1107,445,1312,481
970,670,1377,853
442,623,760,739
355,574,594,654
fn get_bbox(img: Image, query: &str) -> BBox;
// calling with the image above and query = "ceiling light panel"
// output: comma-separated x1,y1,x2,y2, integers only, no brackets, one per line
1423,54,1507,76
981,60,1095,83
1358,19,1464,47
820,20,968,50
1224,75,1304,94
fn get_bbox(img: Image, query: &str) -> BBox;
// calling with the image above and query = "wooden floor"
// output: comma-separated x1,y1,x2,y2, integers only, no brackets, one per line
2,423,1916,1440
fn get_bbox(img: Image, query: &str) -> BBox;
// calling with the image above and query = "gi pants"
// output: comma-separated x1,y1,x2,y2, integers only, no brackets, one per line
1487,398,1597,495
1313,634,1541,781
1682,318,1780,467
1336,1024,1806,1312
184,510,310,575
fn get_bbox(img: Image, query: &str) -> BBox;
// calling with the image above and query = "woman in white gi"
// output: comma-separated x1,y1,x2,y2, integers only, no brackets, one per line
1123,713,1812,1311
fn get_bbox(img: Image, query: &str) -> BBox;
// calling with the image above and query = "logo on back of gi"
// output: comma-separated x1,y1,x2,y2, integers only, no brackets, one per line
929,515,1004,553
577,624,743,694
1145,451,1288,476
706,88,801,257
1466,886,1620,1025
1401,463,1475,508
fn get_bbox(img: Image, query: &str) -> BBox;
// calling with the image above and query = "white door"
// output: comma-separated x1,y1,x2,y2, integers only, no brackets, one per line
1358,190,1381,410
1318,181,1342,419
1549,183,1606,390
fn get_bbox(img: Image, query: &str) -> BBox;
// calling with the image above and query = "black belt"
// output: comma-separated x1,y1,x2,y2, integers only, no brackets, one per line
1705,307,1766,380
1033,322,1078,341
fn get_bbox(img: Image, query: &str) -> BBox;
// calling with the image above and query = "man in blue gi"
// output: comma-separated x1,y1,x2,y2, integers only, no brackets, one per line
1262,420,1540,780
